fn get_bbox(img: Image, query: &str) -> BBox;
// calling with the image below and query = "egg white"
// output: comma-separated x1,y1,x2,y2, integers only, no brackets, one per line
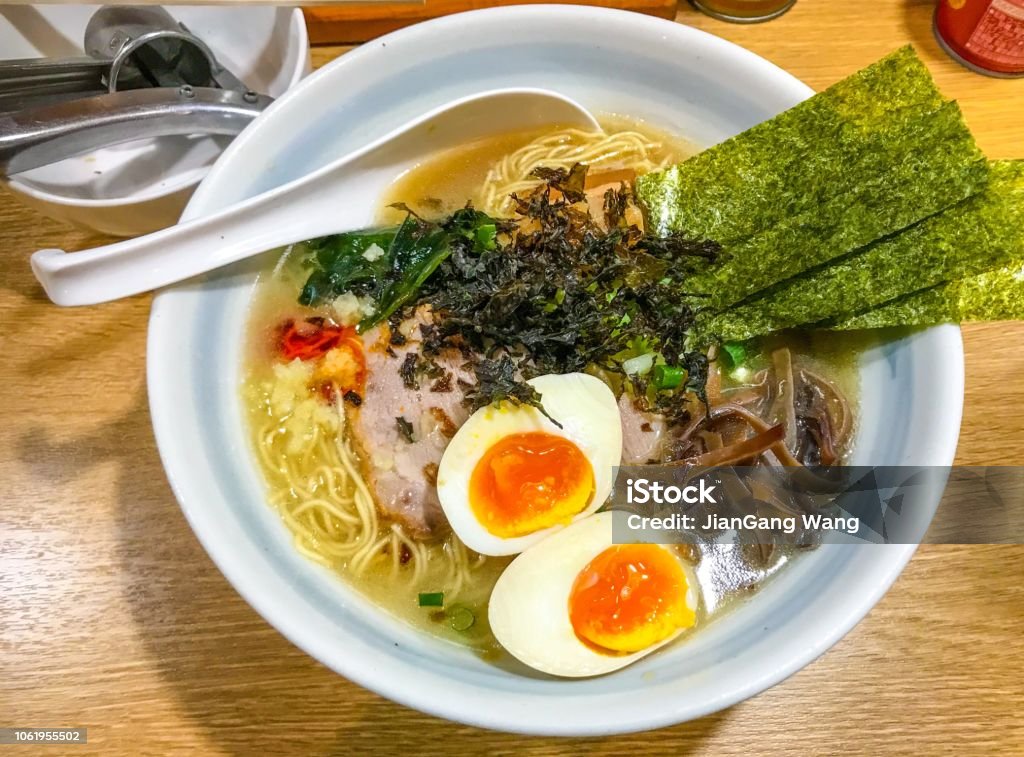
436,373,622,556
488,512,699,677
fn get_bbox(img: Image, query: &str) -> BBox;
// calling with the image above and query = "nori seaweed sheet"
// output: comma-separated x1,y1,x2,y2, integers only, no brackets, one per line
686,101,988,309
636,47,989,311
696,160,1024,342
828,260,1024,329
635,46,945,241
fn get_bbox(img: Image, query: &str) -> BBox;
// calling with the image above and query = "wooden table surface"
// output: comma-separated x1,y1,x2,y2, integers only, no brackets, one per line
2,2,1023,754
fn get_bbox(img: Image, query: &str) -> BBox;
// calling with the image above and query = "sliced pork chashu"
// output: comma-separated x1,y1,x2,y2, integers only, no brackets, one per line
346,315,472,539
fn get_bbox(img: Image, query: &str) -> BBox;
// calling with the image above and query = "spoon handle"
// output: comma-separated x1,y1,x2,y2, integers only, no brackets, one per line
30,166,359,306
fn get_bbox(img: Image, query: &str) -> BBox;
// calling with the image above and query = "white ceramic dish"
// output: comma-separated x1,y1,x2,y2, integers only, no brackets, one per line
1,5,309,237
147,7,963,735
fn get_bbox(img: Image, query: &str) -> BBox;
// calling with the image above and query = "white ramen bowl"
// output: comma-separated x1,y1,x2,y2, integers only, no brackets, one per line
1,5,309,236
147,6,963,735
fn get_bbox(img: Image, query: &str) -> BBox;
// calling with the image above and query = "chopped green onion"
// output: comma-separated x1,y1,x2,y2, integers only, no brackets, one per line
653,364,685,390
720,342,749,371
447,605,476,632
475,224,497,250
418,592,444,607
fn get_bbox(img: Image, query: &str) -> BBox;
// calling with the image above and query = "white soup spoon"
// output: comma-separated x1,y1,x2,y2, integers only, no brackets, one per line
32,88,599,306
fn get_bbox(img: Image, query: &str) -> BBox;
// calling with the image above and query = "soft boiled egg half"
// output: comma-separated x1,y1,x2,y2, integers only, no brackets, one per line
489,511,700,677
436,372,622,556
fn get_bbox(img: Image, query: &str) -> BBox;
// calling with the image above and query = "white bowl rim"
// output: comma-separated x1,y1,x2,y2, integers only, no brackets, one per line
4,7,309,209
147,5,965,735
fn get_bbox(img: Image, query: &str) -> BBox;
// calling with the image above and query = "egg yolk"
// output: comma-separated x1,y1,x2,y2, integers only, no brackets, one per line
469,432,594,538
568,544,695,654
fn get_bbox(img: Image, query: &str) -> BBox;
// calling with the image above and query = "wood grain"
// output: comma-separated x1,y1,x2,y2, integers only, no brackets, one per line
2,1,1023,754
302,0,678,45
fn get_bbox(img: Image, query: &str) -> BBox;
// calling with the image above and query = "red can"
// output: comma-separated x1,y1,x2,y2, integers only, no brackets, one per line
935,0,1024,76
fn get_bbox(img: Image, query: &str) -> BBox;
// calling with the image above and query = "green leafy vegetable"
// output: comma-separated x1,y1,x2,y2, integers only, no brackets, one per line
697,160,1024,341
418,592,444,607
298,228,396,308
297,208,496,331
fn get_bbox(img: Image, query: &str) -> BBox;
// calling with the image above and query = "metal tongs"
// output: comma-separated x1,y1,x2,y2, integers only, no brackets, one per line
0,6,273,176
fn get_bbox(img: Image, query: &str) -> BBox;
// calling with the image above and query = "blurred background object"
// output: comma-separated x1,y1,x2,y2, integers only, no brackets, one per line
1,5,276,177
934,0,1024,77
0,5,309,236
301,0,676,44
690,0,795,23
